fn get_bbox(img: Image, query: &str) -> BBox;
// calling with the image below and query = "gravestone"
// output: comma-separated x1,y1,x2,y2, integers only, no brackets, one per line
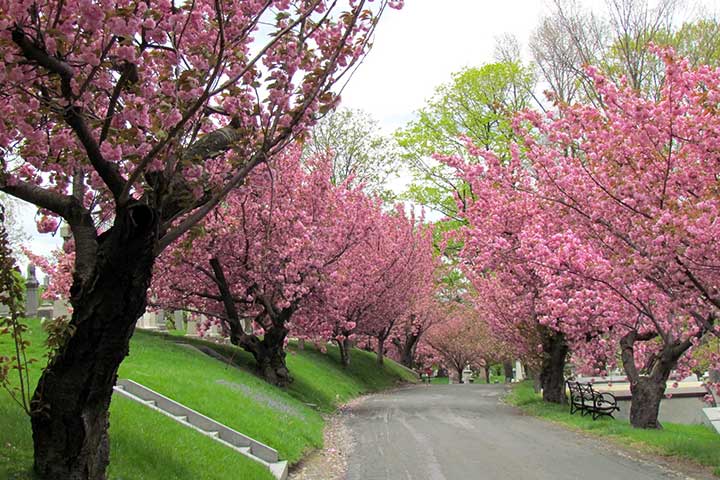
186,318,198,336
156,309,167,331
461,367,473,384
25,264,39,317
52,299,70,319
37,305,53,320
208,322,220,337
137,311,156,329
514,360,525,382
173,310,184,330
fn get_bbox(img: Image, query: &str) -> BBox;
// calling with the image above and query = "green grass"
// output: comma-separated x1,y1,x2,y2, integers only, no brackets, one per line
1,319,414,479
507,381,720,476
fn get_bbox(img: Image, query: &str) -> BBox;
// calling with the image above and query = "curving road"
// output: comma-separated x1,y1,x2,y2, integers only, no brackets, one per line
344,384,708,480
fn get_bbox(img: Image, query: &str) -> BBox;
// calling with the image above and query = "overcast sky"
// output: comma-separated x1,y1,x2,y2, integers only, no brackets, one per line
341,0,545,132
16,0,716,264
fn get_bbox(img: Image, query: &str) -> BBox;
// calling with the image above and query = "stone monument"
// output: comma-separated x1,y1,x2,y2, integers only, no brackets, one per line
25,264,39,317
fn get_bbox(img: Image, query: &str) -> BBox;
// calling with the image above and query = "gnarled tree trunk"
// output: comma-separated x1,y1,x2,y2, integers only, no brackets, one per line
209,258,292,387
621,330,692,429
233,324,292,387
629,377,667,429
539,329,568,404
392,331,420,369
484,365,491,384
337,337,352,367
31,205,157,480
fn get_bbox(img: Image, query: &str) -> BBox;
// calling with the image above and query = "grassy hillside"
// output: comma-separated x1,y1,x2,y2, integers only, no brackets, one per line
0,319,415,479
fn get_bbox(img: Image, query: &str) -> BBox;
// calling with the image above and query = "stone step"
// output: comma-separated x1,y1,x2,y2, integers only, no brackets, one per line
113,379,287,480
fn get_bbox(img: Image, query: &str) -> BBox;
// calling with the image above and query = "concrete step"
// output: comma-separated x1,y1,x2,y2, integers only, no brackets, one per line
113,379,287,480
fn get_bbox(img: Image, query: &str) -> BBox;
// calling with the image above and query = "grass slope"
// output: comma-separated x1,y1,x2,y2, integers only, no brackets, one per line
1,319,415,479
507,381,720,476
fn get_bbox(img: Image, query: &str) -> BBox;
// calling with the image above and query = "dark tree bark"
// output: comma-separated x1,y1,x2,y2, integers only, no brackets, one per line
484,365,491,384
230,324,291,386
209,258,293,387
336,337,352,367
503,360,513,383
629,377,667,429
392,332,420,369
620,330,693,429
30,204,157,480
539,328,568,404
376,337,385,365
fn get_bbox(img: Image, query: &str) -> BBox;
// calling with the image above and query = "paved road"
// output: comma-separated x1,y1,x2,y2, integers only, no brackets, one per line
344,384,705,480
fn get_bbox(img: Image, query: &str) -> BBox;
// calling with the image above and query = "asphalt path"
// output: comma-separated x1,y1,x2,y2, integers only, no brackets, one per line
344,384,706,480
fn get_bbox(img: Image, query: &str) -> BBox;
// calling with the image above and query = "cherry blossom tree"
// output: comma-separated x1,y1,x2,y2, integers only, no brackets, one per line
426,302,496,383
456,50,720,428
317,205,436,366
389,296,440,369
153,148,376,385
0,1,400,476
447,147,577,403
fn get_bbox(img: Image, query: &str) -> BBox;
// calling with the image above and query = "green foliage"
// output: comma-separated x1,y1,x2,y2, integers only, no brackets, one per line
0,205,35,415
304,107,400,197
672,19,720,67
397,61,536,221
507,382,720,475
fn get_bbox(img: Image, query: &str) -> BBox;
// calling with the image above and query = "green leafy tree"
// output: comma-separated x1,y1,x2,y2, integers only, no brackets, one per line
397,62,536,223
303,108,399,198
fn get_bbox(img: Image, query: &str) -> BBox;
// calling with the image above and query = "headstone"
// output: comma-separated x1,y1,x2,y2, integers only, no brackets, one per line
139,311,157,329
208,322,220,337
25,264,40,318
514,360,525,382
156,309,167,331
186,318,198,336
461,367,473,384
173,311,184,330
37,305,53,320
52,299,70,319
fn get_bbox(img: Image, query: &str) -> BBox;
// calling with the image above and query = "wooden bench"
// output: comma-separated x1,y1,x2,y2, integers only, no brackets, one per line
566,381,620,420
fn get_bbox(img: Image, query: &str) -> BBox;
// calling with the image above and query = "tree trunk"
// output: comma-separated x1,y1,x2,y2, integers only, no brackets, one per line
231,324,291,387
503,360,513,383
539,330,568,404
484,365,491,384
620,330,690,429
456,366,464,384
397,333,420,369
629,377,667,429
376,338,385,366
337,338,351,367
31,205,157,480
